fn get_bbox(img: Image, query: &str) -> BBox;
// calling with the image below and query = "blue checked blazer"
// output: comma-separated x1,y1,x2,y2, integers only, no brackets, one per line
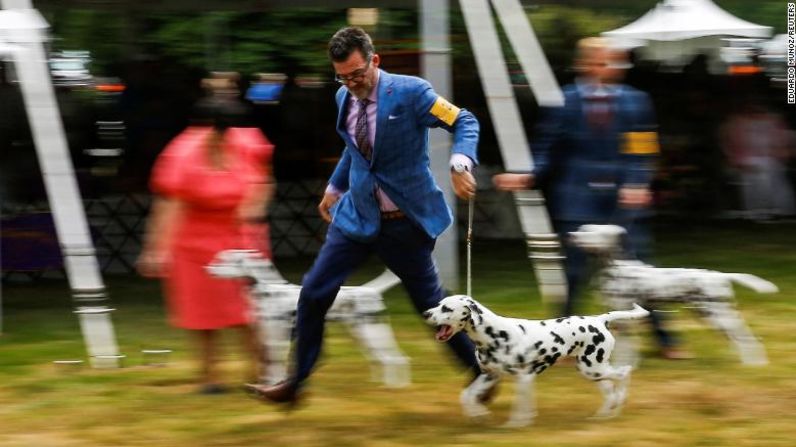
327,70,479,241
531,83,658,222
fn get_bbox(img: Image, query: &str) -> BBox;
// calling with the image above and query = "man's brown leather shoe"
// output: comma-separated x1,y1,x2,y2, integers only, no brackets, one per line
245,380,299,404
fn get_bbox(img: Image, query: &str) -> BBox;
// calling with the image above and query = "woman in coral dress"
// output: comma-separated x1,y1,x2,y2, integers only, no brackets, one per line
138,98,274,393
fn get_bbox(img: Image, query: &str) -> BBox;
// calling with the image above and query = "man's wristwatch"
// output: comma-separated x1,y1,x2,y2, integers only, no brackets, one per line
451,161,470,174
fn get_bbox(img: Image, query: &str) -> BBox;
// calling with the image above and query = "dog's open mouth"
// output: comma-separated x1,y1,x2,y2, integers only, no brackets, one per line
435,325,454,342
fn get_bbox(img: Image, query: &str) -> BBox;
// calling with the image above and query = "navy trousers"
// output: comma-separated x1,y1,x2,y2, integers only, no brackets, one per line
292,219,479,384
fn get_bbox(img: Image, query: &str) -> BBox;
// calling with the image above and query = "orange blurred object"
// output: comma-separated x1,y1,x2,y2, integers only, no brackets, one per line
96,83,126,92
728,65,763,75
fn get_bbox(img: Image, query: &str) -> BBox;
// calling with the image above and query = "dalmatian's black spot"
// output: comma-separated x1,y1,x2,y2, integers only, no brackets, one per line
540,321,546,326
475,313,484,325
555,317,566,323
580,355,593,367
516,354,525,364
533,341,543,350
587,325,606,345
468,303,484,315
529,361,548,374
498,330,510,341
441,305,453,313
550,331,565,345
592,332,606,345
566,344,576,355
579,326,586,333
519,324,526,334
584,344,596,356
571,332,576,336
551,347,558,353
596,348,606,363
539,348,547,355
485,326,495,338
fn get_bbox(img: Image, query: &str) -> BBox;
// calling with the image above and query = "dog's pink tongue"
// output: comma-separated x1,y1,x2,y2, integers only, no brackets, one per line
435,325,453,342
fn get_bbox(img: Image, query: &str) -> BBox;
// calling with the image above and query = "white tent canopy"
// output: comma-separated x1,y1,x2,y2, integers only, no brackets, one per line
602,0,772,71
603,0,771,41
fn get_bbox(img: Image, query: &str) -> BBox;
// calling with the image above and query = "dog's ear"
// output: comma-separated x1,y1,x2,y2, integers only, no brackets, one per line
466,302,481,316
465,298,483,315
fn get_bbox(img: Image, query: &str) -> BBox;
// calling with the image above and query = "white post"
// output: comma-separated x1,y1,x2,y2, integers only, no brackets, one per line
421,0,460,291
1,0,121,367
458,0,567,303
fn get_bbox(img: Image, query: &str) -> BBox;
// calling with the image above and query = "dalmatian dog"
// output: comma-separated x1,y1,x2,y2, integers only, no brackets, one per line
206,249,411,388
423,295,649,427
569,224,779,366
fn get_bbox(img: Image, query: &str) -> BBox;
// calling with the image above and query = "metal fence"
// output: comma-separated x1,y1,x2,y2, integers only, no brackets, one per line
2,172,522,277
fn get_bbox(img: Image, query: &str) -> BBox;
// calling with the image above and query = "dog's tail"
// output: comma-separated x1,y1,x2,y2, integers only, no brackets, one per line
725,273,779,294
601,303,650,322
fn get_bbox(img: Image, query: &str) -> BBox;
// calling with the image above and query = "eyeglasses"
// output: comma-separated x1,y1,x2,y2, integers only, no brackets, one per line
334,58,372,85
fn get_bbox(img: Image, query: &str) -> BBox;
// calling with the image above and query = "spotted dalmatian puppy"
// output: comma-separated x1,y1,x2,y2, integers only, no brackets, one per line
569,224,779,366
423,295,649,427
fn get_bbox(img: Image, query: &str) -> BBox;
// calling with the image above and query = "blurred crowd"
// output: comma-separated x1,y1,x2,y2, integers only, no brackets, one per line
2,50,794,223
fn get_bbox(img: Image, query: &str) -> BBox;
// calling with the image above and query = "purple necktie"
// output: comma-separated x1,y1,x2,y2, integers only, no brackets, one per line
355,98,372,160
587,95,613,130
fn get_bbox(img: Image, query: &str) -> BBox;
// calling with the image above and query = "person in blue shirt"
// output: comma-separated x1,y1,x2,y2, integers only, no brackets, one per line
494,37,690,360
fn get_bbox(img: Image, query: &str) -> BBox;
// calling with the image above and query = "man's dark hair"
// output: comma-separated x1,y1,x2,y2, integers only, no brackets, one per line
327,27,375,62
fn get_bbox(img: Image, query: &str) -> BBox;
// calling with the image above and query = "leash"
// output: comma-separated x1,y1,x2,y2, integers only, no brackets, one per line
466,196,474,297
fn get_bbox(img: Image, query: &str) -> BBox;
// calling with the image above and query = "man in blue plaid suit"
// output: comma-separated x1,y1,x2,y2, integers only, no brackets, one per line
494,37,688,359
250,27,486,404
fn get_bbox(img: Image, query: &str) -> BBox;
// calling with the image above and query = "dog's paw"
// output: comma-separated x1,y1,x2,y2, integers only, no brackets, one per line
460,389,491,419
743,358,769,367
739,349,768,366
501,414,536,428
589,407,621,420
462,404,491,419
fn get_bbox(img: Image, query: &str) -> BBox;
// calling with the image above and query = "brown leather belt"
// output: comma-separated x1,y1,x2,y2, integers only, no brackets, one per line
380,210,406,220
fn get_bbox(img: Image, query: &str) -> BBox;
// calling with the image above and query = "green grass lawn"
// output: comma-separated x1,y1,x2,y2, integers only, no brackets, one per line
1,221,795,446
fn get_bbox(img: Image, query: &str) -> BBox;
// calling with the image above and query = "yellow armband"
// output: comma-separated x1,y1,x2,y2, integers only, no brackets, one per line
621,131,660,155
430,96,461,126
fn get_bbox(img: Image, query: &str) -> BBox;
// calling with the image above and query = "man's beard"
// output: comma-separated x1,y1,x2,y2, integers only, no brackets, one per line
348,79,373,99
